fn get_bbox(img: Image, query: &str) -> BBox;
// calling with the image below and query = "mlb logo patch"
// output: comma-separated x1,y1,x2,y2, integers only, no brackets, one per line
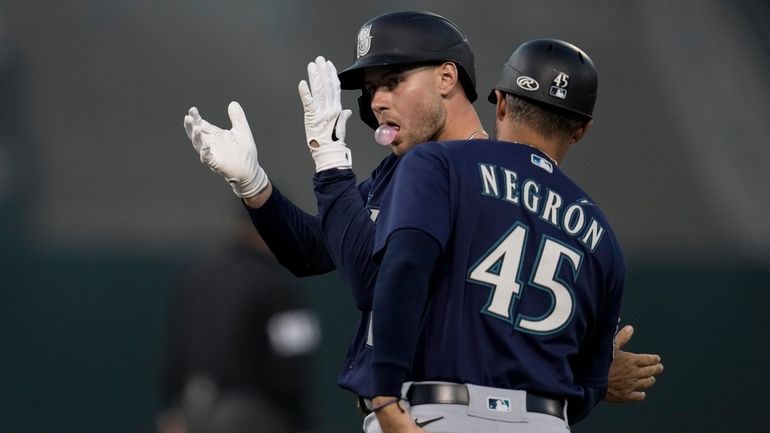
487,397,511,413
531,154,553,173
549,86,567,99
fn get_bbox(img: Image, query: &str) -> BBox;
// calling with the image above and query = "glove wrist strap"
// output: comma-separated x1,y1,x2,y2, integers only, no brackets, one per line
231,165,269,198
311,145,352,172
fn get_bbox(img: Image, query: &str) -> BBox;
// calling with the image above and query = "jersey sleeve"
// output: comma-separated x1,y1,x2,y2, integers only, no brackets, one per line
572,237,626,387
245,185,334,276
562,236,624,423
373,146,452,258
371,228,441,397
313,168,380,310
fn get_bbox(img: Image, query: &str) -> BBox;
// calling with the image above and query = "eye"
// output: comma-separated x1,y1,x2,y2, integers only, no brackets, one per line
387,76,403,90
364,84,376,96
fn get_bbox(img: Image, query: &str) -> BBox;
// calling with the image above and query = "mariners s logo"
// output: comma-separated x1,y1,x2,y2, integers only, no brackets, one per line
357,25,373,59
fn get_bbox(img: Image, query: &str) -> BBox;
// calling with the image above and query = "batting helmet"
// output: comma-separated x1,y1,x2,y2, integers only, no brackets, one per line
488,38,598,119
338,11,477,129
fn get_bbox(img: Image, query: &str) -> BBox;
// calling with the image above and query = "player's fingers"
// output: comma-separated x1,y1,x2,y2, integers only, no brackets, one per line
191,126,204,153
634,353,662,367
196,117,220,136
625,391,647,402
298,80,313,109
637,363,664,378
334,109,352,141
188,106,201,121
317,57,333,106
614,325,634,350
184,115,194,140
309,57,326,107
328,59,342,110
635,375,657,390
228,101,250,132
327,59,339,85
307,59,320,94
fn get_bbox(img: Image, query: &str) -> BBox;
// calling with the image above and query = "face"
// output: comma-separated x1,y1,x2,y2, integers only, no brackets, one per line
363,64,447,156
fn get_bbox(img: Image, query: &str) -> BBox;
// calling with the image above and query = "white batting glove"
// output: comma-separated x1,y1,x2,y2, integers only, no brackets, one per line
183,101,269,198
299,56,353,172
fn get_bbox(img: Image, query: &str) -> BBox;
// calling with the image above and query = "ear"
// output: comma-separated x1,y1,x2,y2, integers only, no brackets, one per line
437,62,459,96
569,119,593,144
494,90,507,121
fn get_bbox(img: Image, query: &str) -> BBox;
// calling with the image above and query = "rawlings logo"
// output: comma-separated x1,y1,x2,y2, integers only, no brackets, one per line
356,25,373,59
516,76,539,91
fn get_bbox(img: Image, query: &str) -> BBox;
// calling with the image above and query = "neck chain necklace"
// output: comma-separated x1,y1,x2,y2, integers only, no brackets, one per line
467,129,489,140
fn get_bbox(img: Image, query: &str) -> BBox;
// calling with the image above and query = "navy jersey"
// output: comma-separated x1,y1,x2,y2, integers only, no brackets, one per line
373,140,625,402
246,185,334,277
314,154,400,309
312,153,401,398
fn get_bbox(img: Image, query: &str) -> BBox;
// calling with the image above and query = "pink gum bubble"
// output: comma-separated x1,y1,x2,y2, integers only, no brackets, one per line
374,125,397,146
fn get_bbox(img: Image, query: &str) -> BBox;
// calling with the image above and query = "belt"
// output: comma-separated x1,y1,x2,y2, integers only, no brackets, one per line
406,383,565,420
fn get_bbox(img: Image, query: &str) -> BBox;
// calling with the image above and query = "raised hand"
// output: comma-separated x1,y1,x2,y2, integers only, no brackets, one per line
183,101,269,198
299,55,353,172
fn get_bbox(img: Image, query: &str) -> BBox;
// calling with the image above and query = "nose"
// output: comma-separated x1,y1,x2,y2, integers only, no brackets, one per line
370,87,390,115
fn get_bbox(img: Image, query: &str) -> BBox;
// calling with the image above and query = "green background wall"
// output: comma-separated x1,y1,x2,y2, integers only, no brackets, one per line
2,249,767,433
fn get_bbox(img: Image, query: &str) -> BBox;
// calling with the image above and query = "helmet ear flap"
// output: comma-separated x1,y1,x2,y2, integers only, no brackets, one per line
357,91,379,130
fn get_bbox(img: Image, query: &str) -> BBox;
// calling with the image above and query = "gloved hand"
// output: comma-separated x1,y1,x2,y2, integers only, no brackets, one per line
298,56,353,172
183,101,269,198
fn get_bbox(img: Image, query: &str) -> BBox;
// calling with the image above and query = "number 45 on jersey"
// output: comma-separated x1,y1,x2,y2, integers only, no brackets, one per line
468,222,584,335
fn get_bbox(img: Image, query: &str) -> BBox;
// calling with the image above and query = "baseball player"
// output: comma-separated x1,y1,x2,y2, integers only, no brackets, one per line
367,38,622,433
308,11,488,404
308,11,660,409
182,10,662,424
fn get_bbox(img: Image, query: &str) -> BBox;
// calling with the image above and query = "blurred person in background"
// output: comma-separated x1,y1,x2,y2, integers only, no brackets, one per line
158,212,321,433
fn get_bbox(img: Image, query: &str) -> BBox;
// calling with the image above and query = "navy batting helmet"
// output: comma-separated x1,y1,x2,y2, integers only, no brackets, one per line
489,39,598,119
338,11,477,129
